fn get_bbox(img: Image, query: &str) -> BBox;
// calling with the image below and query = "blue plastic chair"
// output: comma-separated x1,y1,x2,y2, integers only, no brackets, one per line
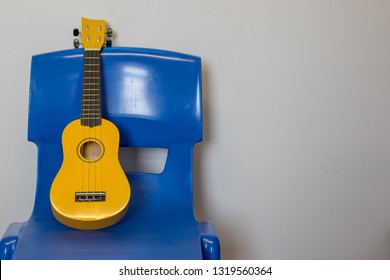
0,47,220,260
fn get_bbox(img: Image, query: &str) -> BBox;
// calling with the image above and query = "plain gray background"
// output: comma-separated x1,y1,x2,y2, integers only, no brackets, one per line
1,0,390,259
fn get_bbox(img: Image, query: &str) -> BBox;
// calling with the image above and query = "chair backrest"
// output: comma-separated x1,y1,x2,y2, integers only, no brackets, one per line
28,47,202,224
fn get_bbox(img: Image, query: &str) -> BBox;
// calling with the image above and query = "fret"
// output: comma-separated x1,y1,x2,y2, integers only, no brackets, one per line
83,76,100,79
82,116,101,119
82,109,101,111
84,62,99,65
81,113,100,116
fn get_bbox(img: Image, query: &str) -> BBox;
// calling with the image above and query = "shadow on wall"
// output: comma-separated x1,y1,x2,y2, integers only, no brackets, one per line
193,63,241,260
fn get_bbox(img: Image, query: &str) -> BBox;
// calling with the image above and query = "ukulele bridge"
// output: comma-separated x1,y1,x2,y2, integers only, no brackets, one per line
75,192,106,202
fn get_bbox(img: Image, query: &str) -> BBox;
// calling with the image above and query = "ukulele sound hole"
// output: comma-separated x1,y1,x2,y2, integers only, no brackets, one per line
78,139,104,162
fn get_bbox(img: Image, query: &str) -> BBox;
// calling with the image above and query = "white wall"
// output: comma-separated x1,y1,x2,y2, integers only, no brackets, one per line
1,0,390,259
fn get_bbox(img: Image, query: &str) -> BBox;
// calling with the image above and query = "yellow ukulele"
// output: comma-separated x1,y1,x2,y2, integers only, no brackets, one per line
50,18,131,230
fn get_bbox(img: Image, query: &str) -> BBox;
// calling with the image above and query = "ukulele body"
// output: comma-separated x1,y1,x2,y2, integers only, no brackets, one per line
50,118,131,230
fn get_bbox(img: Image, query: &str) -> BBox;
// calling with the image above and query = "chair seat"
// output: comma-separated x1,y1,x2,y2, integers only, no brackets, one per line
10,217,205,259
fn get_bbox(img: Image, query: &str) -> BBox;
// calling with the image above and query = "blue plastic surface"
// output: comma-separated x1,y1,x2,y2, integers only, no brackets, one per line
0,47,220,260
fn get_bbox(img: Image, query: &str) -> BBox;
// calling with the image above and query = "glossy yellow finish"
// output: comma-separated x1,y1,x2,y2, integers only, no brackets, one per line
50,119,131,230
81,17,106,50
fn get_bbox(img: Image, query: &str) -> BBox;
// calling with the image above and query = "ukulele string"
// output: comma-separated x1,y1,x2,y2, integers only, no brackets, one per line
89,49,93,195
82,50,87,196
88,49,92,195
87,50,93,195
93,49,100,195
93,48,100,197
86,49,90,195
92,49,96,195
98,49,103,196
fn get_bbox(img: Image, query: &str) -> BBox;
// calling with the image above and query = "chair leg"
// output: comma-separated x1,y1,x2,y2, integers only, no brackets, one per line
0,236,18,260
201,235,220,260
0,223,22,260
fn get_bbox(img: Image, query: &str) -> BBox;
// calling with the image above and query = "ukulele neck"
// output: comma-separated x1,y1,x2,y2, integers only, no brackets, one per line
81,49,102,127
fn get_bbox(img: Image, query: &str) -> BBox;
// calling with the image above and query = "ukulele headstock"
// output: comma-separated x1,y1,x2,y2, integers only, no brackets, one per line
73,17,113,50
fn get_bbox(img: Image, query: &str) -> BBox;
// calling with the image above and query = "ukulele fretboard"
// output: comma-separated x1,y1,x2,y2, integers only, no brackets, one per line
81,50,102,127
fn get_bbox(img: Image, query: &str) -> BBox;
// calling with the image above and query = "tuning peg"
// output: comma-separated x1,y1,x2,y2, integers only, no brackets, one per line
106,39,112,47
73,38,80,48
106,28,113,38
73,28,80,37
